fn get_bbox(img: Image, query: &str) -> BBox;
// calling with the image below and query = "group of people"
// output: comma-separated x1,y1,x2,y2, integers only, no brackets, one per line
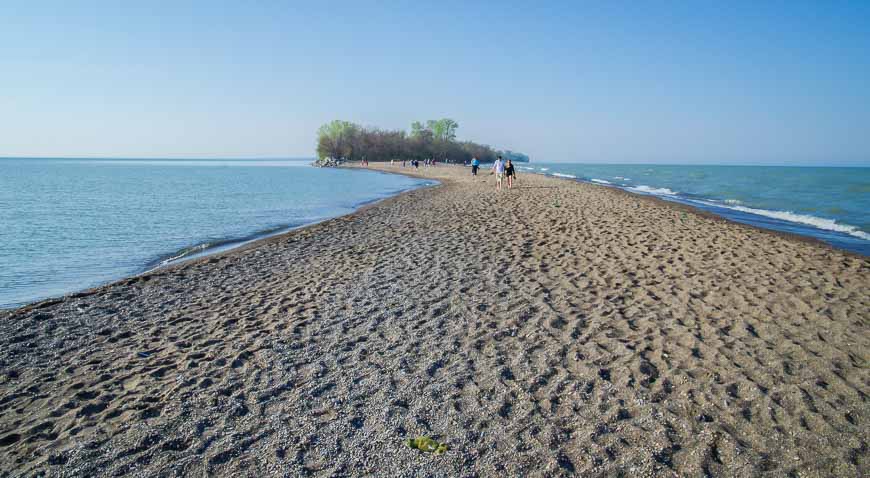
389,154,517,190
394,158,438,168
470,155,516,190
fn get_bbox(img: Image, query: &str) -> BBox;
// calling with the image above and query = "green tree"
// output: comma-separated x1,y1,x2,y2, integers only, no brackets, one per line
427,118,458,142
410,121,428,138
315,119,501,164
316,120,359,160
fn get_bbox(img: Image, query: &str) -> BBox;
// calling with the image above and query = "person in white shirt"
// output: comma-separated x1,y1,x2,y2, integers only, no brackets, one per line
491,155,506,190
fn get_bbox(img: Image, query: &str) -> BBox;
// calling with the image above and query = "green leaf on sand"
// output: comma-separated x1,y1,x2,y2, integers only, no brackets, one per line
405,436,449,455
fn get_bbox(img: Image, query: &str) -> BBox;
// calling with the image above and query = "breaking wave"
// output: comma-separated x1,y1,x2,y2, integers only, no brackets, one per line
627,185,679,196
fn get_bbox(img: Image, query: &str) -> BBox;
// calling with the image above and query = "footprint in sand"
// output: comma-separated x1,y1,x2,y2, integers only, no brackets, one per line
123,376,142,391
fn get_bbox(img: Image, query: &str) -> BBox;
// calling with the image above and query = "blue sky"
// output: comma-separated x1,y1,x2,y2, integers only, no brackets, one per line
2,1,868,165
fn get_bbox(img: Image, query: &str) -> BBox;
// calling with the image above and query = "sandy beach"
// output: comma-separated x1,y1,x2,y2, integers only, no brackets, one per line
0,163,867,477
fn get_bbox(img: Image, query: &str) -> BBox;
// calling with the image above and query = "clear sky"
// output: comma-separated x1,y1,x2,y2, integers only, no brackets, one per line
2,1,869,165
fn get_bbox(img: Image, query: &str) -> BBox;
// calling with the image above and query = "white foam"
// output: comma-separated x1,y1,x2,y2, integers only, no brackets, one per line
520,166,535,170
152,242,212,270
721,204,870,240
552,173,577,179
614,176,631,181
685,198,870,241
591,178,612,184
627,185,678,196
539,168,549,171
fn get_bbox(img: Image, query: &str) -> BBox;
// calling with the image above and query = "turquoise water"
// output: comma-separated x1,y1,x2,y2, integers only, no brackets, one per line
0,158,430,308
523,163,870,255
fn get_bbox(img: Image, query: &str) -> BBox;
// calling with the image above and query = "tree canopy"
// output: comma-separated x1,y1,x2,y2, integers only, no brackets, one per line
316,119,528,164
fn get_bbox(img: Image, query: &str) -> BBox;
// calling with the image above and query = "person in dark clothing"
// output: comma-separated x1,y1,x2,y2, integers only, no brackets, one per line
504,160,517,189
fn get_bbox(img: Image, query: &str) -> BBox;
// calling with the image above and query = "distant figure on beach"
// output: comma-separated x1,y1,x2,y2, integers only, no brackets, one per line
504,159,516,189
413,159,419,169
491,155,506,190
471,156,480,176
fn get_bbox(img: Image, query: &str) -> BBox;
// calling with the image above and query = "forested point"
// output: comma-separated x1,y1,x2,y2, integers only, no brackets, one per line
315,119,529,165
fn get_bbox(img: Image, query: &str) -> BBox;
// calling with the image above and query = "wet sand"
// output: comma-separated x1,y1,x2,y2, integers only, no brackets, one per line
0,163,867,477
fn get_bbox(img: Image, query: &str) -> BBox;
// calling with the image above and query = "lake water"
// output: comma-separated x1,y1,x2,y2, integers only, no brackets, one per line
0,158,430,308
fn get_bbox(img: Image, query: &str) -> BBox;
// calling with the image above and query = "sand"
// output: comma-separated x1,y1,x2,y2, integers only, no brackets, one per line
0,163,867,477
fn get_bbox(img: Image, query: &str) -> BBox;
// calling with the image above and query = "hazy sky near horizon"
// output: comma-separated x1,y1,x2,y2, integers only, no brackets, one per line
2,1,869,165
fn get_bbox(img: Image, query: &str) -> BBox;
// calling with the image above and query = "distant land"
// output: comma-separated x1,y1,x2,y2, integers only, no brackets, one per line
315,119,530,165
499,150,530,163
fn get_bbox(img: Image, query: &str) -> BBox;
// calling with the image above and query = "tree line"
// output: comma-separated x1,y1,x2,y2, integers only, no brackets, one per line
316,119,527,164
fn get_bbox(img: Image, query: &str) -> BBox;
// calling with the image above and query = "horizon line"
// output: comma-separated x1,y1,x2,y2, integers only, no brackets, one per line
1,156,867,168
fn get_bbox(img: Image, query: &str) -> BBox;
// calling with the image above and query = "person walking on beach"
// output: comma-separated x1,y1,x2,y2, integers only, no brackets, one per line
504,159,517,189
471,156,480,176
491,155,506,190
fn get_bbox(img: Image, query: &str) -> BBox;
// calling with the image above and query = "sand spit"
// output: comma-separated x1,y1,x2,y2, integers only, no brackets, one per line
0,164,867,477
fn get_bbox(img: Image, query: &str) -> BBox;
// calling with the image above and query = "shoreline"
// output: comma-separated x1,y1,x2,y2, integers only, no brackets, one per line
1,169,437,312
530,167,868,257
370,162,864,258
538,169,867,258
514,164,870,256
4,162,863,312
143,173,439,270
0,163,867,476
